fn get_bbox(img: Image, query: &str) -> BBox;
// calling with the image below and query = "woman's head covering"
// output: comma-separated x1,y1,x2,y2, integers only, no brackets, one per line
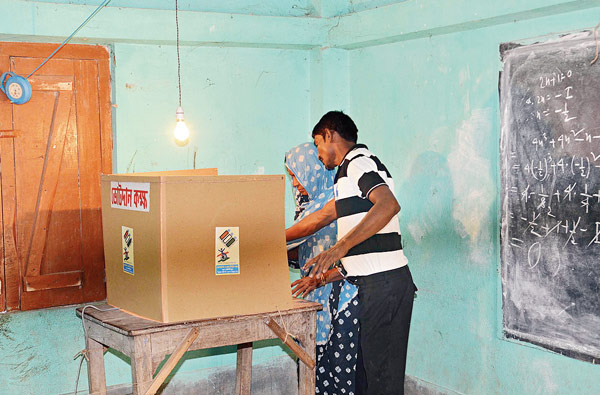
285,143,356,347
285,142,335,220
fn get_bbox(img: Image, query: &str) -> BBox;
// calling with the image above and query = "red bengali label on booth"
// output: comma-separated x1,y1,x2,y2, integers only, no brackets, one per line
110,182,150,212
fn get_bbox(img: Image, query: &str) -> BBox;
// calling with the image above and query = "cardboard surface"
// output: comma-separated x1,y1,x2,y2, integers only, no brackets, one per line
102,176,163,320
101,170,294,322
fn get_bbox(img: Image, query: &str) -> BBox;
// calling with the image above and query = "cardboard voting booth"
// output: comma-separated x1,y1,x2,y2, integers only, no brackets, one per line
100,169,294,323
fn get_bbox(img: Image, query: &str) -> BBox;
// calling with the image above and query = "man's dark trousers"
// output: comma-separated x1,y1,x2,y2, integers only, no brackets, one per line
354,266,416,395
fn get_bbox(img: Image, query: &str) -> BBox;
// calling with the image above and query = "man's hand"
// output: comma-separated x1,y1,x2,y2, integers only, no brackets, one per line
303,244,348,278
291,276,319,298
303,185,400,277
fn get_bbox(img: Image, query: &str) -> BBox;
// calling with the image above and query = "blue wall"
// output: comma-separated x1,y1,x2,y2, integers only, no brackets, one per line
111,43,310,175
1,1,599,394
344,2,600,393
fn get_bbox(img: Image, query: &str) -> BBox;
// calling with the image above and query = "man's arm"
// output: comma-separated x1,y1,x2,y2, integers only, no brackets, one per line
286,199,337,241
304,185,400,276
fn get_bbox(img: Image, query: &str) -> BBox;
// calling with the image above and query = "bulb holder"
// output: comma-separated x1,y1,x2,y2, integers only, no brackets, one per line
176,106,185,121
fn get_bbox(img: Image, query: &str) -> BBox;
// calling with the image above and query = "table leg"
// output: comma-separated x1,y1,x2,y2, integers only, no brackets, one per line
86,336,107,395
298,311,317,395
131,334,153,395
235,342,253,395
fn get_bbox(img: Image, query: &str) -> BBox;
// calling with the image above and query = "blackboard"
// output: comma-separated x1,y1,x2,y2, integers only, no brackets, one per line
500,32,600,363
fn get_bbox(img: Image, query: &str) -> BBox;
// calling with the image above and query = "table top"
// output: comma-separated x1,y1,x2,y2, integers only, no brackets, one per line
76,299,322,336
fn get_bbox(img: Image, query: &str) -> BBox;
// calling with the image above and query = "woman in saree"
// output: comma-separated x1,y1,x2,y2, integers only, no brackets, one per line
285,142,360,395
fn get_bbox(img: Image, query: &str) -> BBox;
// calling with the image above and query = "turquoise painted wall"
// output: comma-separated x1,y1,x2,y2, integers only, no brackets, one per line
346,2,600,394
1,0,600,394
21,0,319,17
111,43,310,175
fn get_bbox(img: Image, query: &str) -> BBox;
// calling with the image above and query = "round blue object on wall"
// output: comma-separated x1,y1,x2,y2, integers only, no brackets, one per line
0,72,32,104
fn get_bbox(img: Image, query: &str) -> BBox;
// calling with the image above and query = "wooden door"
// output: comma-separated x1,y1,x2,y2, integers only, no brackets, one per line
0,42,112,311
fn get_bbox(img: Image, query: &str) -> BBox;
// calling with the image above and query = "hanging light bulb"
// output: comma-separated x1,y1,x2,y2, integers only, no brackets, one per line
173,106,190,142
172,0,190,145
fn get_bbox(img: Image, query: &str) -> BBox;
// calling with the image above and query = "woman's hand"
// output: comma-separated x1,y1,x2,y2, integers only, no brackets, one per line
291,276,319,298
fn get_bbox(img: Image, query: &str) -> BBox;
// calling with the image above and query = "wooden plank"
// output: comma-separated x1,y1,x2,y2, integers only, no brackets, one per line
24,91,72,278
84,321,132,357
28,75,73,91
131,335,153,395
23,271,82,291
266,318,315,369
145,328,200,395
97,54,113,175
0,135,20,311
86,336,108,395
297,311,317,395
12,56,75,78
0,123,3,310
0,276,3,313
76,300,322,335
0,130,20,138
0,42,110,60
0,52,10,105
0,52,19,311
76,59,106,303
235,342,253,395
0,52,8,311
148,311,317,369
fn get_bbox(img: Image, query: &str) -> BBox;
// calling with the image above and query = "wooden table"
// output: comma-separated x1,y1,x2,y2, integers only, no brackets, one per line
76,299,321,395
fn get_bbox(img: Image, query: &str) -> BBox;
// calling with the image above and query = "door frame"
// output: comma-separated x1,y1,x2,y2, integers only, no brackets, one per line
0,41,113,311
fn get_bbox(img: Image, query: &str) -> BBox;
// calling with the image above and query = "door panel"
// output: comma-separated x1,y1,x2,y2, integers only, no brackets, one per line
0,42,111,311
0,51,19,312
0,53,8,311
75,59,106,302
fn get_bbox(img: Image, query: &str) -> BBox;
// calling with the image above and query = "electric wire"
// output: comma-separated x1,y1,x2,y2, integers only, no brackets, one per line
26,0,113,79
176,0,182,106
74,304,118,395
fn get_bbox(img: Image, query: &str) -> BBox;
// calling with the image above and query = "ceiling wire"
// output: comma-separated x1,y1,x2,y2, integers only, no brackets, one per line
176,0,182,106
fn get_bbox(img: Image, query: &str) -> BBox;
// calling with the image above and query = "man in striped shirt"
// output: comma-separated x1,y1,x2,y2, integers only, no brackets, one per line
286,111,417,395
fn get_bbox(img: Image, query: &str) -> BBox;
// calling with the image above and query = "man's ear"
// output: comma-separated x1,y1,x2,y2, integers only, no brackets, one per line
324,128,335,142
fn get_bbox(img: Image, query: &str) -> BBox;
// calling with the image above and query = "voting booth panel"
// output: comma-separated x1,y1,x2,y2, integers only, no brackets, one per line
101,170,294,323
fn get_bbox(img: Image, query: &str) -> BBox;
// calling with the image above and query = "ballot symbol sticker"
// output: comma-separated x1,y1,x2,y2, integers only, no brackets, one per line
215,227,240,275
122,226,135,275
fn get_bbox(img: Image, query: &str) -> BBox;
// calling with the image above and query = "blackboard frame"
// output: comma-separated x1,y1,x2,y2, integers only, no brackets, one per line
500,30,600,364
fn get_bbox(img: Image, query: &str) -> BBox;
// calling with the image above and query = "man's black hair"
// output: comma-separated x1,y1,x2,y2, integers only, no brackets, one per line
312,111,358,143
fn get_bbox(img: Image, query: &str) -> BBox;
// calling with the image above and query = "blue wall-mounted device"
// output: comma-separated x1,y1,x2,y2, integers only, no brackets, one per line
0,72,32,105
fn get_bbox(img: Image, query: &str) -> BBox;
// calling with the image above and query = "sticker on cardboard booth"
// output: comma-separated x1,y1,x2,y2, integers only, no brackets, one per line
122,226,135,275
111,182,150,212
215,227,240,275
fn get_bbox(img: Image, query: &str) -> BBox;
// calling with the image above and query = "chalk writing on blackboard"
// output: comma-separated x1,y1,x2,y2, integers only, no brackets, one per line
500,32,600,363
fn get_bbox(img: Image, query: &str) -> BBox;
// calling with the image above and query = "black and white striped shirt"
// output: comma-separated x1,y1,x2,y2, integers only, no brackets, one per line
334,144,408,276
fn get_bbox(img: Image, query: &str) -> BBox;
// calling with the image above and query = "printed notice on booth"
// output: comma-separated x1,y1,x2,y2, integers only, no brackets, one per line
111,182,150,212
122,226,135,275
215,227,240,275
